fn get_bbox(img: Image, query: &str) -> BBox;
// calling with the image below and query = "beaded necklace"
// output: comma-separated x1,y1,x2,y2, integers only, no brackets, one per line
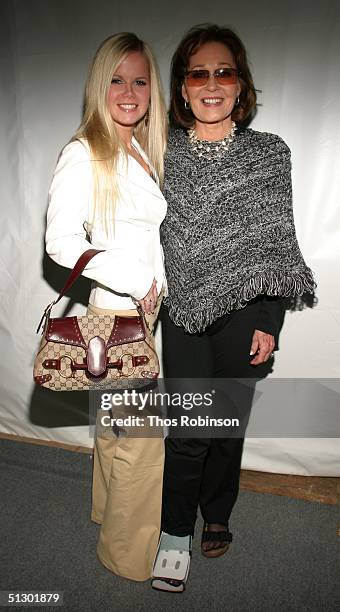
187,121,237,159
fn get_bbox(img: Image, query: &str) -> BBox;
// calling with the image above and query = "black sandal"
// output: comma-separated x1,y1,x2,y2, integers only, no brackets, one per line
201,523,233,558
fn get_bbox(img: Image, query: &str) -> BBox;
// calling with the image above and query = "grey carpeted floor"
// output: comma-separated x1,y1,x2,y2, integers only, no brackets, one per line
0,438,339,612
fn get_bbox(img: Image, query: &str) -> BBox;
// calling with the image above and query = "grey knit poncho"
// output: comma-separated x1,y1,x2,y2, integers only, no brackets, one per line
161,126,316,333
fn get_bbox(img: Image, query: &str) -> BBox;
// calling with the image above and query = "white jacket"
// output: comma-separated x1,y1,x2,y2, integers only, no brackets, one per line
46,138,167,310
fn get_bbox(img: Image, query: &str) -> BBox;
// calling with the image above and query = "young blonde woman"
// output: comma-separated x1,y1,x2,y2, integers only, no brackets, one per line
46,33,167,581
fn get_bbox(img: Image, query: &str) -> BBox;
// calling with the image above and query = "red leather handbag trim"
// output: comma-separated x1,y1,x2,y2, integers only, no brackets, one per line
141,371,158,379
42,359,60,370
84,369,108,382
133,355,149,366
87,336,107,376
46,317,87,349
42,354,150,373
107,316,145,348
34,374,52,385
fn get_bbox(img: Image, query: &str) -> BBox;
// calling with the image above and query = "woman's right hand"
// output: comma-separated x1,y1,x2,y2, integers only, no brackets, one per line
138,278,158,314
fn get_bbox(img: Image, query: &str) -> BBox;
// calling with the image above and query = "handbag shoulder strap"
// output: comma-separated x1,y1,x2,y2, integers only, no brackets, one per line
54,248,104,305
36,249,103,332
38,248,151,335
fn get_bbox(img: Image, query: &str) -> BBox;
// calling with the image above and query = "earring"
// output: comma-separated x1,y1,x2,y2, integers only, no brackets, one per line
184,101,190,110
235,96,240,106
144,109,149,125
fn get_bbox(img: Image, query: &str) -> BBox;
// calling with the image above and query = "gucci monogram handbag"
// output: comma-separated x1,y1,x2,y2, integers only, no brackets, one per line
33,249,159,391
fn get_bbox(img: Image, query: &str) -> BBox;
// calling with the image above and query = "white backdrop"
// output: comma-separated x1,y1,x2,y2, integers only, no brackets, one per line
1,0,339,475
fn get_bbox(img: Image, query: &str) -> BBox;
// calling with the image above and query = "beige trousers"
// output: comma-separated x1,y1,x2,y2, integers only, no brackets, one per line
88,301,164,581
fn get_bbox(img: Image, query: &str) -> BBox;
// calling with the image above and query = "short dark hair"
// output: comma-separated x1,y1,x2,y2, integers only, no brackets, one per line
169,23,257,128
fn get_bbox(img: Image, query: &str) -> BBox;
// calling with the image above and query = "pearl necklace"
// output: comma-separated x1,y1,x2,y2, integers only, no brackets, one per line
188,121,237,159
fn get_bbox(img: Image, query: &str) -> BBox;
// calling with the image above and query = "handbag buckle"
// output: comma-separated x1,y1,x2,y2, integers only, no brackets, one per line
119,353,135,377
59,355,75,379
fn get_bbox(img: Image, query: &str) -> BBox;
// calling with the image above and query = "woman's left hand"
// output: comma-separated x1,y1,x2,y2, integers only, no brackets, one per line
137,278,158,314
249,329,275,365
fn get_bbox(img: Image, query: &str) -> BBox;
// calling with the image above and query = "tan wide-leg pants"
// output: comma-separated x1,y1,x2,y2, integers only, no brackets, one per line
88,301,164,582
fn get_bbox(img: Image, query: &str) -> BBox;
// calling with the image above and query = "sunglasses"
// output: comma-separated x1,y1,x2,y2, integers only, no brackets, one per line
185,67,240,87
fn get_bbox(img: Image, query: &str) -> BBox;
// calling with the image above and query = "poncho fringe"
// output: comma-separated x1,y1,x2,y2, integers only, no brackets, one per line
164,268,316,334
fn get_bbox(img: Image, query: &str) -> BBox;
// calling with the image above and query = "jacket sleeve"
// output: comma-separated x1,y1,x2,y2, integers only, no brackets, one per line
255,296,285,349
45,141,154,300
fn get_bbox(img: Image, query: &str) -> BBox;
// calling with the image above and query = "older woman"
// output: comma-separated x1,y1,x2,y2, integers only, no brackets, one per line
152,24,315,592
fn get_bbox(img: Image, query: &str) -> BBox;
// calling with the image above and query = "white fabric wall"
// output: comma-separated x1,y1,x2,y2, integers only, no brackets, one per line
1,0,339,475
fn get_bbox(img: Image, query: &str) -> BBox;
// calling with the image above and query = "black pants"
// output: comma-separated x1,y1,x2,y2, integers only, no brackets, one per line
161,301,270,536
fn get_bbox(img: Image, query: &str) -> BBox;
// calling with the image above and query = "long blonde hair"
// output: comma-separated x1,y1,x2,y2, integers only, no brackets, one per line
73,33,167,232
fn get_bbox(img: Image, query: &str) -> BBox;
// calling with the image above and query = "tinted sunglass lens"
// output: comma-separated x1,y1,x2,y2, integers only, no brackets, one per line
186,69,238,86
186,70,209,86
215,69,237,84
